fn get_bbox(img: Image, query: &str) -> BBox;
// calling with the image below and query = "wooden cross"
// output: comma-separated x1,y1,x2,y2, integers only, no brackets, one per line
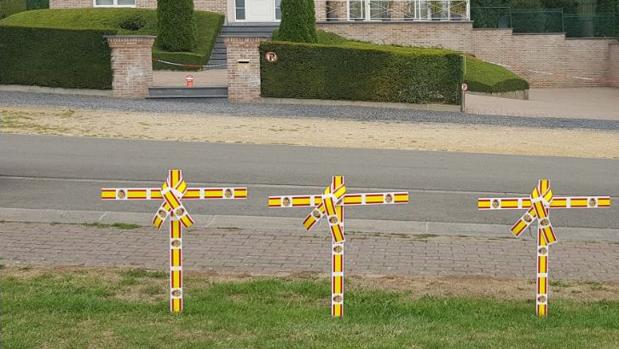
101,169,247,313
269,175,409,318
478,179,611,317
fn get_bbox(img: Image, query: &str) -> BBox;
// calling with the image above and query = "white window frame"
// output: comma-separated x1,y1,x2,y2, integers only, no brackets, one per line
274,0,282,22
93,0,137,8
232,0,281,22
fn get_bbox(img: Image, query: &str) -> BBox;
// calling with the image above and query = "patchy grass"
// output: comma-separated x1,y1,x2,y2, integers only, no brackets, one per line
1,268,618,348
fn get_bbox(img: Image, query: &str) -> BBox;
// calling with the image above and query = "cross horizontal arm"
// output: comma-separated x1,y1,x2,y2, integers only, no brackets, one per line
101,187,247,201
269,192,409,208
478,196,611,210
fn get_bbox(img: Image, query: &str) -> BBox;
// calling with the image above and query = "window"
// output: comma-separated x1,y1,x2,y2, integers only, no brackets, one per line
349,0,366,20
235,0,246,20
369,0,390,20
275,0,282,20
94,0,135,6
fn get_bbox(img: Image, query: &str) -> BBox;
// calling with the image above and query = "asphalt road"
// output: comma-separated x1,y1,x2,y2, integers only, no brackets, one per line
1,134,617,229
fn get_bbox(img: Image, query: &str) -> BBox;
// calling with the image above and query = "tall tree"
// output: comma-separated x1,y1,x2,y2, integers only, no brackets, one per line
275,0,318,43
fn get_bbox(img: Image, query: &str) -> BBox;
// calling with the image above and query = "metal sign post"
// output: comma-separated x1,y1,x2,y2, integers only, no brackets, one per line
461,82,468,112
269,176,409,318
478,179,611,317
101,169,248,313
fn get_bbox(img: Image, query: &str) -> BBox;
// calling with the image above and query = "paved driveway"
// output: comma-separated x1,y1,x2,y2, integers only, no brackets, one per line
466,88,619,120
1,222,618,281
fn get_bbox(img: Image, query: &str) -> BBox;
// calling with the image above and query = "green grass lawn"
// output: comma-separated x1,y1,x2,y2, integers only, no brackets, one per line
0,8,224,70
312,30,529,94
2,268,618,348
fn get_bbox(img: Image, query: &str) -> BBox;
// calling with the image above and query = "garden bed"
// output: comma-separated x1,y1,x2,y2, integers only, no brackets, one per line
0,8,224,71
309,30,530,95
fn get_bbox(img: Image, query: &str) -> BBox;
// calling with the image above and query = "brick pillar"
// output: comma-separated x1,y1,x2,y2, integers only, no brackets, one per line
106,36,156,99
225,37,266,103
609,42,619,88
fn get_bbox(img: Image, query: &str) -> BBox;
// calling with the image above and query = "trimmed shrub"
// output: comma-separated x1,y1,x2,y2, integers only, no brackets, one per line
0,26,114,89
157,0,196,52
260,41,463,104
275,0,317,43
0,8,224,71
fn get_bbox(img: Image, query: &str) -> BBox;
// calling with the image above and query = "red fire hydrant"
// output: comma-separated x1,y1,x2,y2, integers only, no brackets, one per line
185,75,194,88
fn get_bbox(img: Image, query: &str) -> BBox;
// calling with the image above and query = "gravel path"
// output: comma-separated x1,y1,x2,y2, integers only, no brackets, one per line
1,91,618,131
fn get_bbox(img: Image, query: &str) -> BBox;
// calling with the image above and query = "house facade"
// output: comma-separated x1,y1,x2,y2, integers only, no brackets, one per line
49,0,617,88
50,0,470,23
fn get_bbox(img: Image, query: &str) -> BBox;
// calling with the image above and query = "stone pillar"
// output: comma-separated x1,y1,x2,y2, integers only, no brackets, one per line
106,36,156,99
609,42,619,88
224,37,266,103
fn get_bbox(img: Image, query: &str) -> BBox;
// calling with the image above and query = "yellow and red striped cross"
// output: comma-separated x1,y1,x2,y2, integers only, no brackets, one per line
478,179,611,317
269,175,409,318
101,169,247,313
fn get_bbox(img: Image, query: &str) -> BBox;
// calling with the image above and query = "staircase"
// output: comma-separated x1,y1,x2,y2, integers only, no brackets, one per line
206,36,228,70
205,23,279,70
147,87,228,99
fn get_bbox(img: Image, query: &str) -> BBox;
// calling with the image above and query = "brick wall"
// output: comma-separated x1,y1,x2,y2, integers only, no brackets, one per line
51,0,227,14
319,22,617,88
225,37,265,102
472,30,614,87
106,36,155,98
609,43,619,88
50,0,91,8
317,22,474,52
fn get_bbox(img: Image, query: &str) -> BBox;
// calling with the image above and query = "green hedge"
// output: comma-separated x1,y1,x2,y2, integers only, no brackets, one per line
157,0,195,52
0,0,26,19
260,41,463,105
1,8,224,71
0,26,114,89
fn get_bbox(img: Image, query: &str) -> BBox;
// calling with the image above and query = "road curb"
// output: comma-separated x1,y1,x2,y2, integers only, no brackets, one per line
1,207,617,242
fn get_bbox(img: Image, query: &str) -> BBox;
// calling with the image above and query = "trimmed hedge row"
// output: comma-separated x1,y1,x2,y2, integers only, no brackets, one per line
0,26,114,89
0,0,26,19
260,41,463,105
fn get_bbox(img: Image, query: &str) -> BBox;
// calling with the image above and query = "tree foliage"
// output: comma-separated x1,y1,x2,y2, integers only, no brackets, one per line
157,0,196,52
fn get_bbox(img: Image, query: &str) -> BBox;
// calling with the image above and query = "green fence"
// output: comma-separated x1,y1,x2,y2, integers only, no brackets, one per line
472,7,618,37
511,9,564,33
0,0,48,19
470,7,512,28
563,14,617,37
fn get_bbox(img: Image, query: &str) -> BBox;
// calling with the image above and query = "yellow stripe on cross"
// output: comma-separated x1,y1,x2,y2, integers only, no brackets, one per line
101,169,248,313
477,178,611,318
268,176,409,318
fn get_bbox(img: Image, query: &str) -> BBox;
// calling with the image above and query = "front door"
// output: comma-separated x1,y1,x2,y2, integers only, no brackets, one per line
246,0,275,21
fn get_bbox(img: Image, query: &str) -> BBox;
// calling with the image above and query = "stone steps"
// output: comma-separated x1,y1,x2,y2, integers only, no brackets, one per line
205,24,278,69
147,86,228,99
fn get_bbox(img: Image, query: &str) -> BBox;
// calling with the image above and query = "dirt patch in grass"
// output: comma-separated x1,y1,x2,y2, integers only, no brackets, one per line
1,106,618,159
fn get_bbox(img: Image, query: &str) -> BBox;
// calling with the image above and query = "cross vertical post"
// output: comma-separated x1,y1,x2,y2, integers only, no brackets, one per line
101,169,248,313
478,178,611,317
269,175,409,318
